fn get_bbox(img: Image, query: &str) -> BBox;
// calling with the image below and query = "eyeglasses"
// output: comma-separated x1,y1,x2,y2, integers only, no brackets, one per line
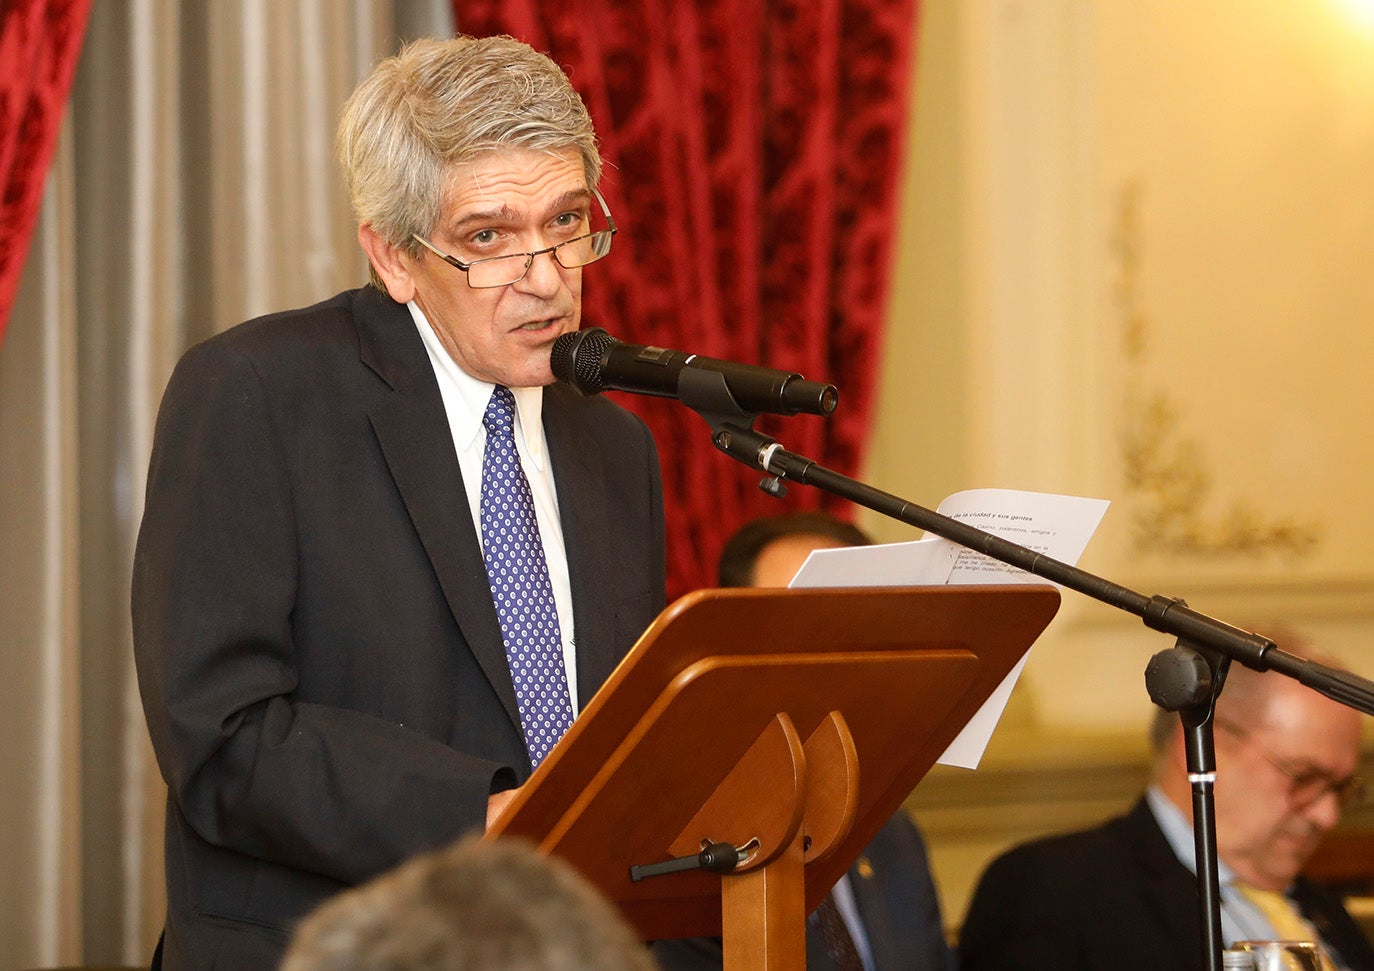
1216,719,1366,810
411,187,618,289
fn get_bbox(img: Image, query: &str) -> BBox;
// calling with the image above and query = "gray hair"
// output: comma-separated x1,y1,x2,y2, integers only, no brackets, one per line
281,836,655,971
337,35,601,286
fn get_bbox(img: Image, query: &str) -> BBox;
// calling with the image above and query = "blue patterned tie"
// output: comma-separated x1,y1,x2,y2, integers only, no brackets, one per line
480,385,573,769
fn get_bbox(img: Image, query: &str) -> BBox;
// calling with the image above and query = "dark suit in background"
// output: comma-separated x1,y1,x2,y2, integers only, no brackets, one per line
958,798,1374,971
133,286,665,968
653,810,953,970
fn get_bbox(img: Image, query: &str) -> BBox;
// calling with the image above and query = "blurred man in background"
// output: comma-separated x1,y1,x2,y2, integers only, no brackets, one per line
960,635,1374,970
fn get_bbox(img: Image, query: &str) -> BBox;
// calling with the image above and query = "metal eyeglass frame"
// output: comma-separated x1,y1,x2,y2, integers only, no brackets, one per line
410,187,618,289
1215,717,1365,809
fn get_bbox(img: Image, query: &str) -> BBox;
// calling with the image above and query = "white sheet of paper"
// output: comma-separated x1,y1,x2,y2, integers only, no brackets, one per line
788,488,1109,768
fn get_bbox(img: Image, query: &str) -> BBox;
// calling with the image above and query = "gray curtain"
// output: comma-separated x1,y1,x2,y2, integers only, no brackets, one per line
0,1,453,964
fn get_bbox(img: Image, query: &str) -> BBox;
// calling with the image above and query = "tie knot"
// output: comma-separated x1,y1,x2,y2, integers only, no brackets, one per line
1236,884,1291,910
484,385,516,438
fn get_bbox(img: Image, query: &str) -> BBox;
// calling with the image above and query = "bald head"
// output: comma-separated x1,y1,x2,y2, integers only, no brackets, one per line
1152,644,1363,890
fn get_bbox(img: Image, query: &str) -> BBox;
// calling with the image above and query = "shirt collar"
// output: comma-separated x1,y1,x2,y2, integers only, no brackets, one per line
406,301,547,469
1147,784,1241,886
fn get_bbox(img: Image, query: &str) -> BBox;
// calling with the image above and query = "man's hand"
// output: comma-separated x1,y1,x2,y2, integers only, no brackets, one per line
486,787,522,830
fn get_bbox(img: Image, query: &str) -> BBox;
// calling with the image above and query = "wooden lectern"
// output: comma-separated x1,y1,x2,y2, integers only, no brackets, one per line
486,584,1060,969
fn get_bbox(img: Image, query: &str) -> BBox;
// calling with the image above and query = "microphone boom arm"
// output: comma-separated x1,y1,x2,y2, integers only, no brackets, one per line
697,411,1374,712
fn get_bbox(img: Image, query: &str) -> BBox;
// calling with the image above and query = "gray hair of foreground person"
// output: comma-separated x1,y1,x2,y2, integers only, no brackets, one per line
280,835,656,971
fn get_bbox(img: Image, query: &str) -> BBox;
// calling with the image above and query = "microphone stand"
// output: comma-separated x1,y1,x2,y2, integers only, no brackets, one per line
673,368,1374,971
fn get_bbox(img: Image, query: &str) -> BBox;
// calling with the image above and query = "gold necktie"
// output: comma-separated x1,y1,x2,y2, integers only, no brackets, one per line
1234,884,1337,971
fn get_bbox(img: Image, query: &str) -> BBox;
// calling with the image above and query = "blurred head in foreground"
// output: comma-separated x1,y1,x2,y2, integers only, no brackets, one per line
281,836,655,971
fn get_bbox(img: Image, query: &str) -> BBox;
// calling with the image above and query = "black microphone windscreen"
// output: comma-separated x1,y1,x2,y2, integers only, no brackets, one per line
551,327,616,392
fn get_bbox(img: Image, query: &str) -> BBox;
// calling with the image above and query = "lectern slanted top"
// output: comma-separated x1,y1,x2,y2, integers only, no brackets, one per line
486,583,1060,958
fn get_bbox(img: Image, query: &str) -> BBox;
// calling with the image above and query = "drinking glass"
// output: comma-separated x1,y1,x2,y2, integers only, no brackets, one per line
1230,940,1330,971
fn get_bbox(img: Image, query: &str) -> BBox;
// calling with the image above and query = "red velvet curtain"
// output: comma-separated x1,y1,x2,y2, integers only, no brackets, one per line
0,0,92,349
454,0,919,599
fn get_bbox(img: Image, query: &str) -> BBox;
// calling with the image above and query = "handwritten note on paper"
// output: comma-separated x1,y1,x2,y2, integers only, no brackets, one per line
788,488,1109,768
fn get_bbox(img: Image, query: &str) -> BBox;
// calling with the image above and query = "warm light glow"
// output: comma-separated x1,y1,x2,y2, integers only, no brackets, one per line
1338,0,1374,28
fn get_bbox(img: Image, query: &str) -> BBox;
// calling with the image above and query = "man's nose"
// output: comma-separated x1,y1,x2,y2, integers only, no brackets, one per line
1303,787,1343,831
514,247,567,297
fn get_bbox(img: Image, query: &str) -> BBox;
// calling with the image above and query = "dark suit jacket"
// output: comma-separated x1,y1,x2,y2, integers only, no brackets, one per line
132,287,666,970
958,797,1374,971
651,811,953,970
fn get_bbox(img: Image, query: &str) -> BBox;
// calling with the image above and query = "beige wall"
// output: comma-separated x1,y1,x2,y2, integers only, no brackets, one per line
876,0,1374,929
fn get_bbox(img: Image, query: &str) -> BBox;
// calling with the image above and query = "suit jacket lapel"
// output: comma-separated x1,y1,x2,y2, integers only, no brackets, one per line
353,289,523,736
847,862,902,969
1122,797,1208,967
542,384,618,704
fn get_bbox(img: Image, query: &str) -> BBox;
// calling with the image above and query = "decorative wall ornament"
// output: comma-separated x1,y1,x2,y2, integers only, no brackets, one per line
1110,181,1321,560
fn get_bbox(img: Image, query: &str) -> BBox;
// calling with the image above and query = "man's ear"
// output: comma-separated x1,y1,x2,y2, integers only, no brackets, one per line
358,224,418,303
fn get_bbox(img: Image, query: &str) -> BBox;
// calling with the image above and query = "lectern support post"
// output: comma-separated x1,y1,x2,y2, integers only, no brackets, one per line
721,833,807,970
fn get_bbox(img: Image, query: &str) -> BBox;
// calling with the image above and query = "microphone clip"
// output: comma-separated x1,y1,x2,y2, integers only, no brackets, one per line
678,364,759,430
759,475,788,498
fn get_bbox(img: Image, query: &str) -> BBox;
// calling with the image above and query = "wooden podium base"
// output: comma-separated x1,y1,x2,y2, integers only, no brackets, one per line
722,831,807,970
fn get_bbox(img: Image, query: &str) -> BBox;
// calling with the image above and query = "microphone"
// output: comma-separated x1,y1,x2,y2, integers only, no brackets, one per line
551,327,839,417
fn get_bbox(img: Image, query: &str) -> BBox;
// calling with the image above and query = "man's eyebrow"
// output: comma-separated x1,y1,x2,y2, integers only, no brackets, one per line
446,204,522,236
544,188,592,215
444,188,593,237
1275,755,1345,778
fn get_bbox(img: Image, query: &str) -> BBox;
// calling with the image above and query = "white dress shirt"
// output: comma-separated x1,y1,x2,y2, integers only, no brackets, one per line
409,301,579,713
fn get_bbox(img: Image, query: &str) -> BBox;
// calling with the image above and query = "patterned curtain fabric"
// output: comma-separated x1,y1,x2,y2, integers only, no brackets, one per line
0,0,92,348
454,0,918,598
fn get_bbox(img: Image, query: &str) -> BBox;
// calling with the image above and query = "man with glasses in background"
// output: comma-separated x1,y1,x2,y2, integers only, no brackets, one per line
959,630,1374,971
133,35,664,970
